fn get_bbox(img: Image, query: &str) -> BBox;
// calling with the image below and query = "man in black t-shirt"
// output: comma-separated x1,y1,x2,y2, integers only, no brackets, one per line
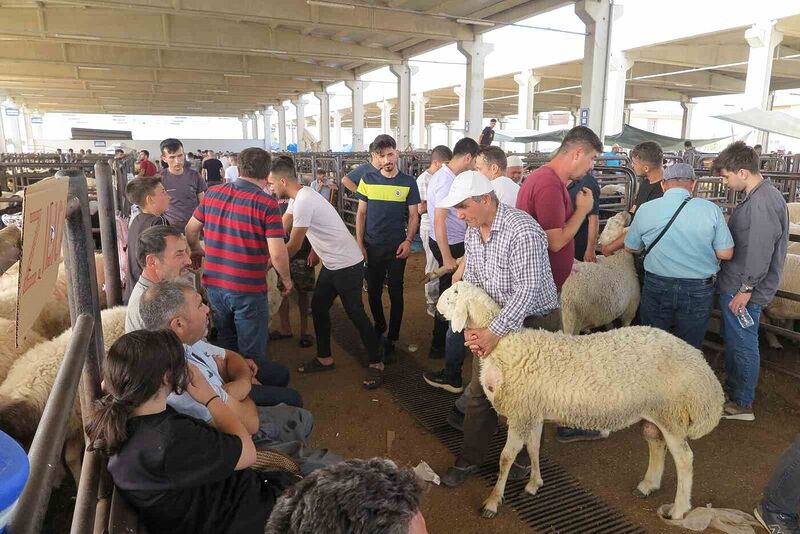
567,172,601,262
124,176,170,303
478,118,497,147
202,150,225,185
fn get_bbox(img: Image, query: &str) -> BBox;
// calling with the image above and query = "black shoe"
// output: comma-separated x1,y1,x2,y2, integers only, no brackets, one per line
555,426,610,443
428,346,445,359
446,406,465,432
423,370,464,394
383,338,397,364
441,463,478,488
755,503,800,534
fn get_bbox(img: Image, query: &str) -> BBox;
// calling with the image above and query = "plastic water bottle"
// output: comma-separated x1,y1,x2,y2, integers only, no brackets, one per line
731,295,755,328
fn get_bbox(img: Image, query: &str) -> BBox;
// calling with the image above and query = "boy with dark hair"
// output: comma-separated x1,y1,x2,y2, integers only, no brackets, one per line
124,176,170,303
356,135,421,358
185,147,292,375
159,138,207,233
714,141,789,421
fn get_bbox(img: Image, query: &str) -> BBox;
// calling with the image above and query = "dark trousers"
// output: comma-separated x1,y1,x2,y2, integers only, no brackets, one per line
311,262,382,364
639,272,715,349
429,238,465,350
207,287,269,367
459,308,563,467
763,434,800,517
365,244,407,342
250,361,304,408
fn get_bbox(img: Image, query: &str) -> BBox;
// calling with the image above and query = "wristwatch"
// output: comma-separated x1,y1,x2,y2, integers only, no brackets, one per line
738,284,754,294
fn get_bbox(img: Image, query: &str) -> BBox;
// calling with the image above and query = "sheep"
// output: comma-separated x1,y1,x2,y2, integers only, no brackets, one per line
0,318,45,384
560,210,640,334
437,281,723,521
0,254,107,339
789,223,800,255
763,253,800,350
787,202,800,225
0,306,128,486
0,225,21,276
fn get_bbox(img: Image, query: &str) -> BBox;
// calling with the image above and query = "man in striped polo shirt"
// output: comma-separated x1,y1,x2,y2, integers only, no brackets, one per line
186,147,292,375
356,135,421,357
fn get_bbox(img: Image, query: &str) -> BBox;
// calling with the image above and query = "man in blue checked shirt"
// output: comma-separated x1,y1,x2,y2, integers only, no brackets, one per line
624,163,734,349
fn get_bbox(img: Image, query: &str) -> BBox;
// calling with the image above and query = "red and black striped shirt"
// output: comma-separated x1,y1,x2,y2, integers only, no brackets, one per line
192,180,284,293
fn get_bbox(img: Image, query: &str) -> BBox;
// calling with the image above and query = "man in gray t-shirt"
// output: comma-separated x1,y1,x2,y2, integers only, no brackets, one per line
159,138,208,232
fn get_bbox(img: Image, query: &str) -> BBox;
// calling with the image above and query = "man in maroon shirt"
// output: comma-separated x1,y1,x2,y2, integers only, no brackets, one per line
515,125,605,443
516,126,601,292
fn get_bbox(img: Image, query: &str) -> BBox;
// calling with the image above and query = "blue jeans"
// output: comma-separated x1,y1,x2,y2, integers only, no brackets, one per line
207,286,269,368
719,292,762,408
763,434,800,517
444,324,466,379
639,273,715,349
250,361,303,408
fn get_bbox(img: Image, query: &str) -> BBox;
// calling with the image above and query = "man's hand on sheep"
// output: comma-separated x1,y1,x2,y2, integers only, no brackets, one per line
464,327,500,358
583,247,597,263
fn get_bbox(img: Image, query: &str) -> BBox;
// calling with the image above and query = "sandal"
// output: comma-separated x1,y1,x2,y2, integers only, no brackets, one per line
297,357,335,374
269,330,293,341
362,366,384,390
298,334,314,348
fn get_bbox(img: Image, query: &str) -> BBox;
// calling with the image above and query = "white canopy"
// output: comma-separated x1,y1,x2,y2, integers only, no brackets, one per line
712,108,800,140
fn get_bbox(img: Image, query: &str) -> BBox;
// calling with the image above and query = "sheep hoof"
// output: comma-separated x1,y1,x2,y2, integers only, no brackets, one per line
523,479,543,496
633,483,658,498
666,503,690,520
632,488,649,499
480,506,498,519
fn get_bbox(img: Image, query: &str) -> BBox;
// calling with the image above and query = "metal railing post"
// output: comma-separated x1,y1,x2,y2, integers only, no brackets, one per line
94,161,122,307
6,315,95,534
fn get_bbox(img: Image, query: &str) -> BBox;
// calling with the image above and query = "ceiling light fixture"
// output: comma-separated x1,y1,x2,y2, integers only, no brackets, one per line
249,48,288,55
21,93,44,97
224,73,251,78
206,89,229,93
79,66,112,71
195,100,214,103
455,18,495,27
92,84,116,89
306,0,355,9
53,33,102,41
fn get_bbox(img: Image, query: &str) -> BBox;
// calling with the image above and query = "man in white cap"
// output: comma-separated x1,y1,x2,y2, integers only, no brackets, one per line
426,170,560,488
506,155,524,184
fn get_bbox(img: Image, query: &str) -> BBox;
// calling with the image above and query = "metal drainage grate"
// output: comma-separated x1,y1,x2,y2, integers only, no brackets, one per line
327,307,646,534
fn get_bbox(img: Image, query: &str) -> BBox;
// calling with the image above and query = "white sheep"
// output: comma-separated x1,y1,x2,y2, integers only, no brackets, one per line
437,281,723,520
787,202,800,225
763,253,800,350
560,211,640,334
0,318,45,384
0,306,128,486
789,223,800,255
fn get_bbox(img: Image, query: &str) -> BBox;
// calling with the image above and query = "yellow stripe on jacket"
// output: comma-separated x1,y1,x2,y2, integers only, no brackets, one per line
357,182,412,202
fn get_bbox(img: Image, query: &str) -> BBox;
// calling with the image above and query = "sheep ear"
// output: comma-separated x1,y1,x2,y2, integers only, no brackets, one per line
450,300,469,332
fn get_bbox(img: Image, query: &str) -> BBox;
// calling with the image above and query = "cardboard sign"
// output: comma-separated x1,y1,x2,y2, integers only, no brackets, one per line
16,176,70,347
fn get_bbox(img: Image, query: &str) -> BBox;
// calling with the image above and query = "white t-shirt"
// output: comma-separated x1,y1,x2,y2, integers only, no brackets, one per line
492,176,520,207
416,170,432,232
225,165,239,182
287,186,363,271
167,340,229,424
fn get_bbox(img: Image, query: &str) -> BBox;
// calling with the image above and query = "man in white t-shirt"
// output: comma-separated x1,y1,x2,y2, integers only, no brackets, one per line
224,153,239,182
417,145,452,317
268,156,385,389
475,146,520,207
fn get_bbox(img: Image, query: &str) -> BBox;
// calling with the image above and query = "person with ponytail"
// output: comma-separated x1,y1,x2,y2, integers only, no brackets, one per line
86,329,276,534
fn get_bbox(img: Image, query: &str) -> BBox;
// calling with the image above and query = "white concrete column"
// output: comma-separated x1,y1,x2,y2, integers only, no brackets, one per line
425,124,433,149
331,110,342,151
2,104,23,153
454,86,466,132
390,61,413,149
21,109,34,152
575,0,614,140
345,80,366,151
533,112,544,152
249,112,259,140
0,109,6,152
571,107,580,126
277,103,287,151
744,20,783,146
623,105,632,126
261,106,274,151
457,35,494,139
314,91,331,152
31,113,43,146
604,50,633,136
377,100,393,135
240,115,249,140
680,100,696,140
514,70,541,130
413,94,429,149
446,122,455,147
292,98,306,152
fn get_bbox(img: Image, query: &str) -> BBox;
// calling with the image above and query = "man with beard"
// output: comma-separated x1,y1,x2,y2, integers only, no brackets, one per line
356,135,421,358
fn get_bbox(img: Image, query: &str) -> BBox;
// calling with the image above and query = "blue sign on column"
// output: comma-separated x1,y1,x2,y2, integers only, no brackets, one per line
579,108,589,127
3,108,19,117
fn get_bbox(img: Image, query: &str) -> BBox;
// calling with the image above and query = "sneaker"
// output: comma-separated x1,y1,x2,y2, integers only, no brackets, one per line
556,427,610,443
428,346,445,360
755,503,800,534
426,304,437,318
722,401,755,421
446,406,465,432
441,462,478,488
423,370,464,394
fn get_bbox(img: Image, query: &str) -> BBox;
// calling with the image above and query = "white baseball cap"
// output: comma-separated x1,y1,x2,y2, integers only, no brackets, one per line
507,155,524,167
439,170,495,208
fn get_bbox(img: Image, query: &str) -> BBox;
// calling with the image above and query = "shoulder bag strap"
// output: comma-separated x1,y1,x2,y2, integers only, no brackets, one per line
643,196,692,256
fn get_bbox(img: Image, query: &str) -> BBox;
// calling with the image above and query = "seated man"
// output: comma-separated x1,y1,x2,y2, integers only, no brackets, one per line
266,458,428,534
138,281,335,474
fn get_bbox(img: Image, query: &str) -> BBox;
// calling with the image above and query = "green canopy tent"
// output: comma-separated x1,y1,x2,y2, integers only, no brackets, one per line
494,124,728,150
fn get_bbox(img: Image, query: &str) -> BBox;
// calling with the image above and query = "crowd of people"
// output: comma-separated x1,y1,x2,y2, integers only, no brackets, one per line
84,124,798,533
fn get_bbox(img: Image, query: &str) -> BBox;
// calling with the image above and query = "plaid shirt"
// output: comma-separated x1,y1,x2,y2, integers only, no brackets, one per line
463,202,559,337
